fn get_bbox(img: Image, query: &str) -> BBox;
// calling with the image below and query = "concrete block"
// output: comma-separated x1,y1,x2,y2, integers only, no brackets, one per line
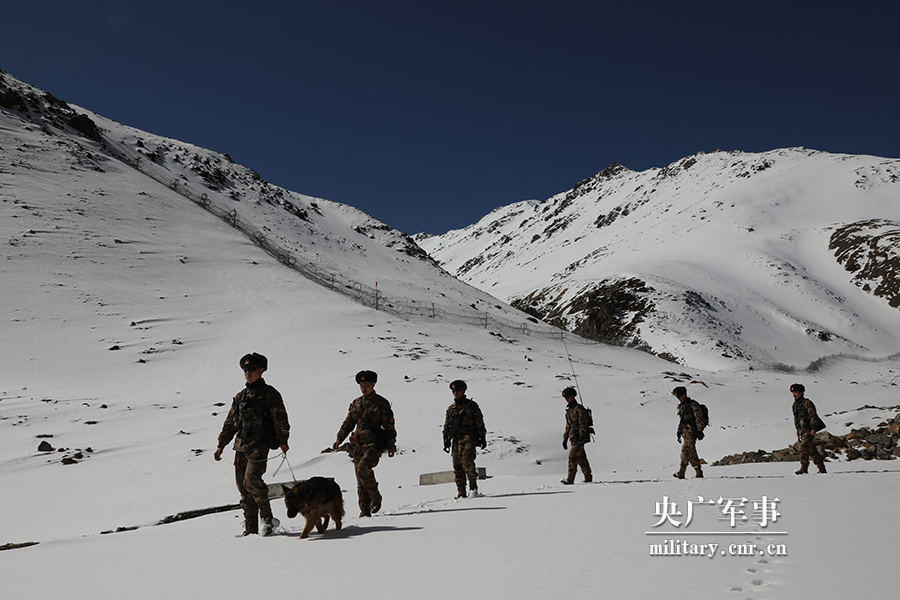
419,468,486,486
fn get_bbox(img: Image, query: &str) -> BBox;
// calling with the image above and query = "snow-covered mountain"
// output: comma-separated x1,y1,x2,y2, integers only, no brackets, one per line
2,70,899,600
0,69,526,327
418,150,900,369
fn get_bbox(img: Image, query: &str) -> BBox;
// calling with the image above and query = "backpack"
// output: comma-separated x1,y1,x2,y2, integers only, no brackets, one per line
794,398,826,432
694,401,709,431
584,406,595,441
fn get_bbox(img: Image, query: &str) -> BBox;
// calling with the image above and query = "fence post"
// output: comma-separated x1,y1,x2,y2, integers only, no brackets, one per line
111,130,594,347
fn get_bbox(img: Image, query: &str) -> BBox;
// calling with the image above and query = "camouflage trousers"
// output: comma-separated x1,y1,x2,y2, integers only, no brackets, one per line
797,430,825,470
567,443,592,483
353,445,383,514
234,449,273,524
678,430,702,475
451,438,479,496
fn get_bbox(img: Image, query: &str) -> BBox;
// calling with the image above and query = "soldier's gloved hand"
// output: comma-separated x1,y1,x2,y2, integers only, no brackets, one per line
443,445,450,453
562,439,568,450
479,439,487,450
697,431,704,440
677,435,682,443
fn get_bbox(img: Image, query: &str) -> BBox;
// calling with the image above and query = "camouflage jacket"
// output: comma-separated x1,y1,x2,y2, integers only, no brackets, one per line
677,398,703,437
217,378,290,453
337,392,397,451
792,396,824,434
564,401,591,446
443,397,486,445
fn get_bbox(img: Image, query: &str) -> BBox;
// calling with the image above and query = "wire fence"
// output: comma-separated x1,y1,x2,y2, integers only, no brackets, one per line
98,135,900,373
101,135,623,347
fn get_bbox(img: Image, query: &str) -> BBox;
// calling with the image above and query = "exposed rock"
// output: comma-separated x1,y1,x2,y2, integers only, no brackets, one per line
713,412,900,466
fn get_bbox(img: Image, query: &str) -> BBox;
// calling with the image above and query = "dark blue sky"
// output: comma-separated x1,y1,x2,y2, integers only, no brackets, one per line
4,1,898,234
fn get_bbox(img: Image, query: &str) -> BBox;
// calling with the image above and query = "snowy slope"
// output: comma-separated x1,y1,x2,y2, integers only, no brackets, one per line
0,69,524,324
418,152,900,369
2,70,899,600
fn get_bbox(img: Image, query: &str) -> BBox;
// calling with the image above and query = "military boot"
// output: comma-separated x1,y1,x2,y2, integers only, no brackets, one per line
467,482,480,498
238,518,258,537
358,489,371,517
816,463,827,474
673,466,686,479
371,489,382,514
795,462,809,475
260,516,280,537
584,473,593,483
695,467,704,478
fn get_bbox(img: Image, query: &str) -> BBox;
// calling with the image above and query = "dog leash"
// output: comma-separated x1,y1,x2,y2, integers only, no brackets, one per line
271,451,298,482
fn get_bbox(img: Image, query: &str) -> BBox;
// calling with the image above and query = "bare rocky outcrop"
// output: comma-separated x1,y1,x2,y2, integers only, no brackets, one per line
712,411,900,466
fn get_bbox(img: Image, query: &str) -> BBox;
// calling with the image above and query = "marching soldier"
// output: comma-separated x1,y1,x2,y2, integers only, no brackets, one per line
215,353,290,536
561,387,593,484
333,370,397,517
442,380,487,498
791,383,827,474
673,386,705,479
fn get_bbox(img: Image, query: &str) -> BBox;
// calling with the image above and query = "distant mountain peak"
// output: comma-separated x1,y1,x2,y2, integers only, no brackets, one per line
420,148,900,368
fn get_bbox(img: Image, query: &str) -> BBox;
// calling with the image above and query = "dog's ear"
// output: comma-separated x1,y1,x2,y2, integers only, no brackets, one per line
282,485,291,494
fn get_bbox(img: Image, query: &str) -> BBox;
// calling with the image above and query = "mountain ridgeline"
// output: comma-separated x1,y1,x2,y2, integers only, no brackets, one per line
0,68,525,324
418,149,900,369
4,67,899,370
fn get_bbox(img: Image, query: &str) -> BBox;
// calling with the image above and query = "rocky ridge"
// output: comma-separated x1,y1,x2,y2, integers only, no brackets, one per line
712,408,900,466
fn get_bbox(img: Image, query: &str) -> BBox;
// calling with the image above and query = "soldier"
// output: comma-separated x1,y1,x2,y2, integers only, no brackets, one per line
673,386,705,479
561,387,593,484
791,383,827,474
214,352,290,536
442,380,487,498
333,370,397,517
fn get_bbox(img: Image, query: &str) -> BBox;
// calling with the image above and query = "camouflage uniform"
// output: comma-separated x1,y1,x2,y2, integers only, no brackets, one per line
217,378,290,531
443,397,487,497
336,392,397,516
563,400,593,484
675,397,704,478
792,395,826,474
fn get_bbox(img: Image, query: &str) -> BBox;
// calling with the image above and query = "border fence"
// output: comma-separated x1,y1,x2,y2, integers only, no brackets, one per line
100,135,900,373
101,135,618,347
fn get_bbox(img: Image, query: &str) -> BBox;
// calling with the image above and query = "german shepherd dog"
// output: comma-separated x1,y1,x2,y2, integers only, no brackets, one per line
282,477,344,539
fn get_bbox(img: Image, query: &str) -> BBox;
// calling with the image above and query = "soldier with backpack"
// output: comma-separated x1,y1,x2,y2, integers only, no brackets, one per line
561,387,593,484
214,353,291,536
333,370,397,517
442,380,487,498
790,383,827,474
673,386,706,479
